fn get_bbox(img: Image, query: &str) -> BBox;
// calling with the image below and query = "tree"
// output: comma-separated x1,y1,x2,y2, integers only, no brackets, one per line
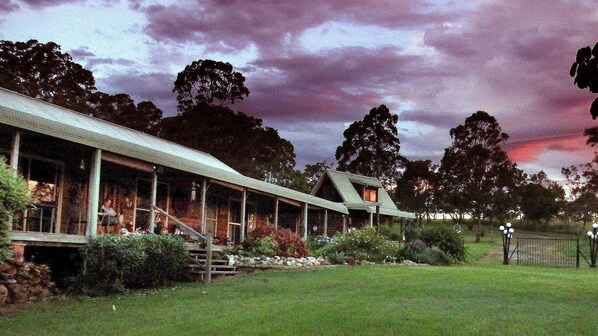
0,159,29,262
0,39,163,133
167,59,299,186
159,103,296,183
335,105,404,188
0,39,96,114
437,111,520,234
88,92,162,135
518,171,564,230
566,192,598,225
570,42,598,119
173,59,250,111
395,159,437,223
303,160,333,191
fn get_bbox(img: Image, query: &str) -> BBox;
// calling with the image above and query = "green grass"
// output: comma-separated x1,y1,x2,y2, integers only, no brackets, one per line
4,254,598,336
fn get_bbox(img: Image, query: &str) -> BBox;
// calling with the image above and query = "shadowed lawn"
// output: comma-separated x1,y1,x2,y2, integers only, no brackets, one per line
3,260,598,336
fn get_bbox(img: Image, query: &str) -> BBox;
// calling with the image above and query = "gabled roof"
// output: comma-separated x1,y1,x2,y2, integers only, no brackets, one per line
0,88,347,214
312,169,415,218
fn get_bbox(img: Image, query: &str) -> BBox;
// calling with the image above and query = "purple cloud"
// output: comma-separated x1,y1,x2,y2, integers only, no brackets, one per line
138,1,462,55
0,0,18,13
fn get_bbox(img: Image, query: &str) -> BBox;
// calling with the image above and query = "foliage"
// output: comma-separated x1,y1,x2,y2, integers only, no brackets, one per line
0,39,96,113
399,239,454,266
306,234,334,253
395,159,437,222
318,227,400,263
242,226,308,258
80,234,187,295
437,111,522,232
403,220,422,242
159,103,297,184
303,160,334,191
420,225,465,261
570,42,598,119
0,39,163,133
518,171,564,230
274,229,308,258
377,225,400,241
87,91,162,134
335,104,404,188
565,192,598,224
173,59,250,110
0,159,29,262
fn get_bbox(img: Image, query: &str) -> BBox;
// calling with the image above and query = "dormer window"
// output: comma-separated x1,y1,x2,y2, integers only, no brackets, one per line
364,187,378,202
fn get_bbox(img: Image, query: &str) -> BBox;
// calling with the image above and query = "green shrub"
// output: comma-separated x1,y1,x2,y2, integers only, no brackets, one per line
80,234,187,295
420,225,465,261
320,227,400,263
378,225,401,241
403,221,422,242
243,236,277,257
0,158,29,263
242,226,308,258
399,239,428,262
416,247,453,266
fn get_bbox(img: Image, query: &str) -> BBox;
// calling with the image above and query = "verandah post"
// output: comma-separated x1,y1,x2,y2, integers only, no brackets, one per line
200,178,207,234
303,203,308,240
87,149,101,237
149,169,158,233
240,189,247,243
274,197,279,229
8,129,20,230
324,209,328,236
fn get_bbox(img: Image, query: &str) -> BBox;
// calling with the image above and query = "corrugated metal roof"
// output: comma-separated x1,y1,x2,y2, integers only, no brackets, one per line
0,88,348,214
315,169,415,218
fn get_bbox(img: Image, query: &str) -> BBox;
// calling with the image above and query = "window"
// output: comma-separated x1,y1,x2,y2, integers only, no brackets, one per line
364,187,378,202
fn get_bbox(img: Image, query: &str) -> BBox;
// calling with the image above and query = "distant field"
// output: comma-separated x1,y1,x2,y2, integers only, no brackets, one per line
4,239,598,336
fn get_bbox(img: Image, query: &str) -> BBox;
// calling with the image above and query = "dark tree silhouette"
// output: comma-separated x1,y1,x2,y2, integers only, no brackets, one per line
159,103,296,183
335,104,404,188
173,59,250,111
0,39,96,113
87,92,162,135
395,159,437,223
438,111,521,234
518,171,564,231
0,39,163,133
570,42,598,119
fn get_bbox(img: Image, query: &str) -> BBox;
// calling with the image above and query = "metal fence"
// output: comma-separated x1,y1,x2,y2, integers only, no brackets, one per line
515,237,580,268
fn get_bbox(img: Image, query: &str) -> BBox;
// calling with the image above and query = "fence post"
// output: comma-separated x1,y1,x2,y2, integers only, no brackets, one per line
205,236,212,284
576,237,580,268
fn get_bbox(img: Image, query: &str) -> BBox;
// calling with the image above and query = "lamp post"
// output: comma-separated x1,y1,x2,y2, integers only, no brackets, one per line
587,223,598,268
499,222,514,265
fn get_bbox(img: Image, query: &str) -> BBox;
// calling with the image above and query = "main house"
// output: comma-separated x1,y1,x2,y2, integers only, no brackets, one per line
0,87,413,259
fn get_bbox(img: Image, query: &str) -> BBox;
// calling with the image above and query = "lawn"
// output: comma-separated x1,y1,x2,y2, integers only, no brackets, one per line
3,242,598,336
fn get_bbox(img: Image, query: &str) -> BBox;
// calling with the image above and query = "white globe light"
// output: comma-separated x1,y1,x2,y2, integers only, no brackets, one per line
588,231,593,236
594,223,598,228
506,222,512,228
503,229,508,234
509,228,514,233
499,226,505,231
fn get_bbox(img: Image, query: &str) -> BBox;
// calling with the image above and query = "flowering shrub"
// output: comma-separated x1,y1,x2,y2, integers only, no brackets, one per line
242,226,308,258
317,227,400,263
273,229,308,258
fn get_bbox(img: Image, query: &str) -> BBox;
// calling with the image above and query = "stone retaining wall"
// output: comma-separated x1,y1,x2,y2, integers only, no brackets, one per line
0,259,56,306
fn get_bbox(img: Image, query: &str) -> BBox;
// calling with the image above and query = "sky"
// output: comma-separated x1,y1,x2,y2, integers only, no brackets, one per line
1,0,597,183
